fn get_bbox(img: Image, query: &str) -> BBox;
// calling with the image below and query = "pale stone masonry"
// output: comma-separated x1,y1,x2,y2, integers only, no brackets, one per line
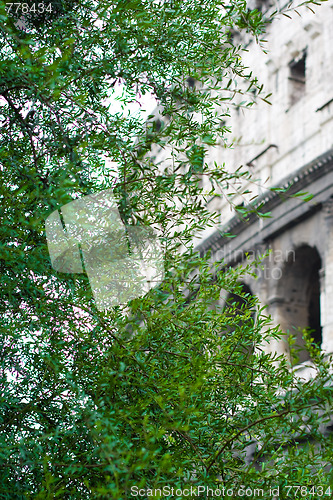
194,0,333,369
150,1,333,370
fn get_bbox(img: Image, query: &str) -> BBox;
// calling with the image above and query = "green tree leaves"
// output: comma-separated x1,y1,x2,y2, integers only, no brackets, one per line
0,0,332,498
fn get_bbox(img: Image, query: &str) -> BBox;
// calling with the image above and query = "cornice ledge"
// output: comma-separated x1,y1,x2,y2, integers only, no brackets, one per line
195,148,333,255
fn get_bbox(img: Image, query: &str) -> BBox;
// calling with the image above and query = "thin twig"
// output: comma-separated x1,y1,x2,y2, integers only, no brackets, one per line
2,91,38,168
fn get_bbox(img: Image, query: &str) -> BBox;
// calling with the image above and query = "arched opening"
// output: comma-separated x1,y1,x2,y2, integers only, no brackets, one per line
224,283,256,358
277,245,322,363
226,283,255,315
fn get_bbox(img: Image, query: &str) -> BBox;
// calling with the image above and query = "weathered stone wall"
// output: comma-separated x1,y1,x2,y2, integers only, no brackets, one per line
195,0,333,368
150,1,333,369
205,2,332,195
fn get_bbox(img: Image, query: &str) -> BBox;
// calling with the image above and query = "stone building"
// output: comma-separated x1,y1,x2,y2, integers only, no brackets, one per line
192,0,333,372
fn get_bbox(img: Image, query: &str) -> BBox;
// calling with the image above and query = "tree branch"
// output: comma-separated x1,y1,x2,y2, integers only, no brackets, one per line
1,91,38,169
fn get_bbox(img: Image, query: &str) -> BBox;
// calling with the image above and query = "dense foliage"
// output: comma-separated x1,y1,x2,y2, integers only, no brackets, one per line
0,0,332,498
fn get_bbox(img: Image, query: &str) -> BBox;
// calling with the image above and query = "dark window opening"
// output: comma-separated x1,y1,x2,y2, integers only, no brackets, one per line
226,29,240,44
289,52,306,106
155,119,162,132
254,0,271,12
186,77,196,89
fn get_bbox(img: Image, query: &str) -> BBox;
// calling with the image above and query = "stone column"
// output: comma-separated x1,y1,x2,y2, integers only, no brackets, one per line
320,199,333,355
254,249,291,360
265,296,291,359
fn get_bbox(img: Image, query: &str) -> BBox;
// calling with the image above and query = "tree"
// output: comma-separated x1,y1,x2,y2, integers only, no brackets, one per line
0,0,332,498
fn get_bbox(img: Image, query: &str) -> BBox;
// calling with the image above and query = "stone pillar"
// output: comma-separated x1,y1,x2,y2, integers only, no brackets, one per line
254,249,291,360
320,199,333,355
265,296,290,359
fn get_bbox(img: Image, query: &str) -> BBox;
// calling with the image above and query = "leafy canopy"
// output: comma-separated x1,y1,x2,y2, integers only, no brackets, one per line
0,0,332,498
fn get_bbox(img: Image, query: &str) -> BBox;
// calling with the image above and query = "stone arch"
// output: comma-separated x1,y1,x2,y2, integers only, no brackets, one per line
224,283,256,357
275,244,322,362
225,283,255,315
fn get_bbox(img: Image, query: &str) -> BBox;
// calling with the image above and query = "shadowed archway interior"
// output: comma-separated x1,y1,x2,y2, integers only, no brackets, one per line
276,245,322,363
223,283,256,357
